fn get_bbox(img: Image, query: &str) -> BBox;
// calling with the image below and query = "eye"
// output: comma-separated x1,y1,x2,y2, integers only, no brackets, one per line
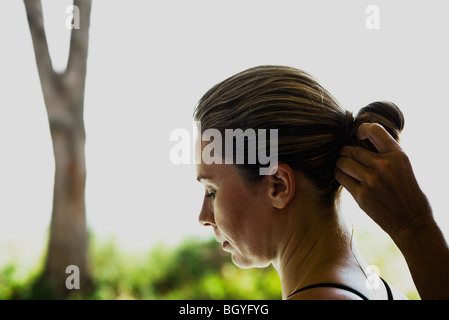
205,190,216,199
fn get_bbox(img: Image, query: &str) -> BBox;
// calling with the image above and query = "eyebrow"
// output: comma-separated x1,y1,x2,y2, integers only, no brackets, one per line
196,174,212,183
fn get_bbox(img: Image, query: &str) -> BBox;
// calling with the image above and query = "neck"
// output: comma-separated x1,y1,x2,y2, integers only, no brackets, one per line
272,203,356,299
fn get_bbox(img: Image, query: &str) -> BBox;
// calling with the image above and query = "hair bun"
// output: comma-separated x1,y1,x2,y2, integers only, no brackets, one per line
350,101,405,152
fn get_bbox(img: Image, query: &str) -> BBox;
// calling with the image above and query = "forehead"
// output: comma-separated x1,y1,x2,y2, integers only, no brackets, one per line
194,131,246,186
194,138,222,179
196,160,241,187
196,161,222,183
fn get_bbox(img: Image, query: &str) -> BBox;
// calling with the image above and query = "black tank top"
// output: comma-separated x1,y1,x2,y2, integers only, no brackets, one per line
286,278,394,300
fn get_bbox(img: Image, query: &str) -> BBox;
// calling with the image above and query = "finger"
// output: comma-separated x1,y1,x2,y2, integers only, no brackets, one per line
356,123,401,154
340,145,381,167
335,167,360,197
336,156,368,183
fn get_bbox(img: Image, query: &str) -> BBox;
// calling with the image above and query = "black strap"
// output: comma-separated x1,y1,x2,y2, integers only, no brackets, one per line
287,278,394,300
381,278,394,300
287,282,369,300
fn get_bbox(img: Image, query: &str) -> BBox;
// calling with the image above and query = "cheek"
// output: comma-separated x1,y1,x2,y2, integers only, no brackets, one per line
215,187,267,239
214,188,252,232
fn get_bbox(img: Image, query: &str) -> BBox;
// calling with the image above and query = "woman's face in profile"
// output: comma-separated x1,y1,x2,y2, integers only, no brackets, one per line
196,141,276,269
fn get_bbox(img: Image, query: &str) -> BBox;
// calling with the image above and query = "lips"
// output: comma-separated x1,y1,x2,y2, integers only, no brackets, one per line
214,231,231,250
215,235,229,249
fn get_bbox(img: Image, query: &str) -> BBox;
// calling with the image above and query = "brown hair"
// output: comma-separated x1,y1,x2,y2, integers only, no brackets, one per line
193,65,404,206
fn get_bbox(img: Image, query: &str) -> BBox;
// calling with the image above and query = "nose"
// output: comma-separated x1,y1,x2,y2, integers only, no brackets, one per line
198,200,215,227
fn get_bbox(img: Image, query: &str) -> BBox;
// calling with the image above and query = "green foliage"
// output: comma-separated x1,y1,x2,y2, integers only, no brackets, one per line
84,236,281,300
147,238,281,300
1,232,418,300
0,264,21,299
0,260,43,300
0,236,279,300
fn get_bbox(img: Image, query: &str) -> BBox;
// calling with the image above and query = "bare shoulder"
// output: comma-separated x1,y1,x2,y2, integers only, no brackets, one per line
286,282,409,300
286,287,365,300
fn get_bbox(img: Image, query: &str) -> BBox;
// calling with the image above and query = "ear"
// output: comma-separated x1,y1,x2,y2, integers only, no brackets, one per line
266,163,295,210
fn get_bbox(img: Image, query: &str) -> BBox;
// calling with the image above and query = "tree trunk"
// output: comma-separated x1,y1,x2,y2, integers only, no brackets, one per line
24,0,93,298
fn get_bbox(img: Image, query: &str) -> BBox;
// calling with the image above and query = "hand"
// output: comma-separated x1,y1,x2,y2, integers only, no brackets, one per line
335,123,433,240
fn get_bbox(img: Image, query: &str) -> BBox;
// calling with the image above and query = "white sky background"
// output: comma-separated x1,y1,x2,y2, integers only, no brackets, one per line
1,0,449,268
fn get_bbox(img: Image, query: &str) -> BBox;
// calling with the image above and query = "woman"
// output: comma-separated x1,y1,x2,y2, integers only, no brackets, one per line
193,65,408,300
